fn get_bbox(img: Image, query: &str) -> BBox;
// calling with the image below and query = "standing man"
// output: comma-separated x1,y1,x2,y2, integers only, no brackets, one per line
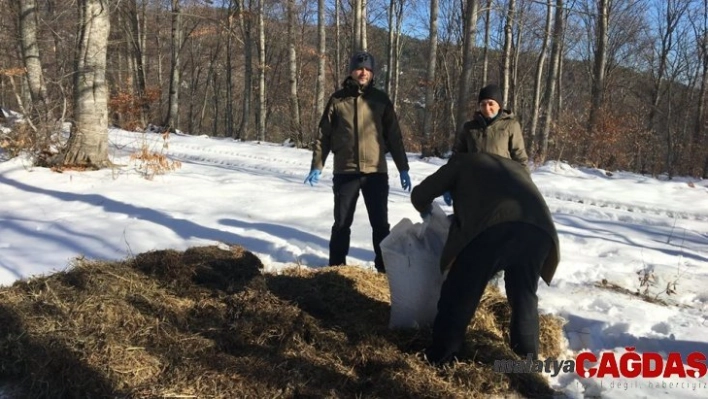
453,83,529,170
410,152,560,364
304,51,411,273
443,83,529,206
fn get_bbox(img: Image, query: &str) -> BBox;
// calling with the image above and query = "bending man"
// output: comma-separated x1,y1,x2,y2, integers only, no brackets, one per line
411,153,559,364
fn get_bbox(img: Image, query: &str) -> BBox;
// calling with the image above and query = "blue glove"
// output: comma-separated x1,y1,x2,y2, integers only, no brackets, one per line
400,171,411,192
304,169,321,186
443,191,452,206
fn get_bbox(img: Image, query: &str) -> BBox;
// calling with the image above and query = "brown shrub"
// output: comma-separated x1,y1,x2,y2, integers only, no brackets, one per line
129,132,182,179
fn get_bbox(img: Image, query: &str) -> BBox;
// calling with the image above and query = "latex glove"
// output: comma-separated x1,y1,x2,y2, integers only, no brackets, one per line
400,171,411,192
304,169,321,186
443,191,452,206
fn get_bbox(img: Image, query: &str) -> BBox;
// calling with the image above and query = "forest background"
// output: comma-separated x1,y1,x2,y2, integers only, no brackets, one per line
1,0,706,178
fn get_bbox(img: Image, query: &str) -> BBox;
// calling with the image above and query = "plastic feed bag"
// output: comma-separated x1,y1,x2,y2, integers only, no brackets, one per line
381,204,450,329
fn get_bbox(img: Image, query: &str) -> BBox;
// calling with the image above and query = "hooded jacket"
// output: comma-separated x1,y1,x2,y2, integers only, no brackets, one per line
453,110,529,172
411,153,560,285
310,77,409,174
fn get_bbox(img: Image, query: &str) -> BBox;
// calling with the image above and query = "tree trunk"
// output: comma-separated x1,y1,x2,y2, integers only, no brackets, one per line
334,0,341,88
126,0,148,126
287,0,302,144
650,0,689,176
164,0,181,131
422,0,439,157
392,0,404,109
353,0,362,52
666,85,674,179
501,0,515,106
694,1,708,177
537,0,564,162
510,5,524,112
316,0,326,128
211,68,220,135
61,0,111,168
19,0,50,125
156,16,163,85
257,0,266,142
454,0,478,132
240,0,253,140
482,0,491,84
199,48,219,134
225,1,236,138
556,37,565,113
187,64,202,135
529,0,553,153
587,0,608,138
361,0,368,51
386,0,396,95
441,49,456,146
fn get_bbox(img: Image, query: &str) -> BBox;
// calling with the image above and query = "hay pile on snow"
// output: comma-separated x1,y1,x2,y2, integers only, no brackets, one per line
0,245,564,398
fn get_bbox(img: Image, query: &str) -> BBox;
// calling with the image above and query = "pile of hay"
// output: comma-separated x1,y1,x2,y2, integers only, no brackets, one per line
0,245,564,398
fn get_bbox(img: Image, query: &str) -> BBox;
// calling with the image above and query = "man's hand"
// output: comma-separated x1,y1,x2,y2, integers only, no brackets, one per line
304,169,321,186
420,204,432,219
400,171,411,192
443,191,452,206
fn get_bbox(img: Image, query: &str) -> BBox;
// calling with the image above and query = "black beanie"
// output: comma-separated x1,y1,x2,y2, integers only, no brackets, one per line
349,51,375,72
478,84,503,108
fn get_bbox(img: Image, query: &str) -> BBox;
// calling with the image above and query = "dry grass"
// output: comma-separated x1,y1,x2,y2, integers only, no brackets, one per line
594,279,689,309
129,132,182,180
0,245,565,398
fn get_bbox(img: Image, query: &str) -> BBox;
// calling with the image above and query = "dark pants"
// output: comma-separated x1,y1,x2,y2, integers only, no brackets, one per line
426,222,553,364
329,173,390,272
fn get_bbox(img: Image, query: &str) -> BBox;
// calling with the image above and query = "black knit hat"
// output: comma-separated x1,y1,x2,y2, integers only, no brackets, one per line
478,84,503,108
349,51,375,72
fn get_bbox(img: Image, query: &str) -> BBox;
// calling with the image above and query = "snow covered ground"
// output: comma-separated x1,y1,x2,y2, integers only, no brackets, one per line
1,128,707,398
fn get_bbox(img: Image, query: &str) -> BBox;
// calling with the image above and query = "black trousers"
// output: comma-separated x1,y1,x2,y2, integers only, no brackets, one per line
329,173,390,272
426,222,553,363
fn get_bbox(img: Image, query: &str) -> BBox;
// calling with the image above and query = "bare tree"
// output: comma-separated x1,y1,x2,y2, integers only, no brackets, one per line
386,0,396,95
693,0,708,177
537,0,564,162
287,0,302,144
164,0,182,131
648,0,691,177
256,0,266,142
587,0,608,137
422,0,439,156
509,2,525,112
529,0,553,152
123,0,149,126
389,0,405,109
225,1,236,138
19,0,51,125
482,0,492,83
438,0,460,137
353,0,362,51
239,0,254,140
186,41,203,135
335,0,342,87
501,0,516,105
454,0,478,133
316,0,326,125
60,0,111,168
362,0,368,51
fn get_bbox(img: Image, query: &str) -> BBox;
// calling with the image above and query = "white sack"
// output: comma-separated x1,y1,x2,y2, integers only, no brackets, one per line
381,203,450,329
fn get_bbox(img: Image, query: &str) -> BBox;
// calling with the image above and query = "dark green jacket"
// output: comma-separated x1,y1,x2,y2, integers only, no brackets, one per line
411,153,560,285
310,77,409,174
453,110,529,172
